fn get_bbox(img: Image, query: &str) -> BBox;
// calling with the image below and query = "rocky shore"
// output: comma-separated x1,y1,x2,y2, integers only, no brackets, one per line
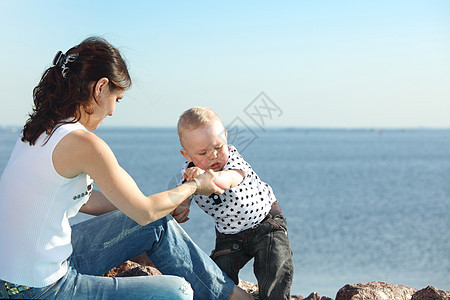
104,255,449,299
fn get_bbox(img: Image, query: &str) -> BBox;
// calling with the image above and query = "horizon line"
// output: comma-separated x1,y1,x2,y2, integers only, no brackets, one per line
1,124,450,131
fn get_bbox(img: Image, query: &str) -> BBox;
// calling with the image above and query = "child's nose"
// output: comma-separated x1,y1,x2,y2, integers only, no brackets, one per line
209,149,218,159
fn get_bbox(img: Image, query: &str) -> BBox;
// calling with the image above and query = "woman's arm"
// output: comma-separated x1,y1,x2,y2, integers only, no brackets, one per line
53,130,223,226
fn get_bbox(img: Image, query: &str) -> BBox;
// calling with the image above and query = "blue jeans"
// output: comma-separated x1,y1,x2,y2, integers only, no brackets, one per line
0,211,234,299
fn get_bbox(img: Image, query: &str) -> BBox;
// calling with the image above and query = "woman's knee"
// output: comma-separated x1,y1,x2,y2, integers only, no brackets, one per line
158,276,193,300
169,277,194,300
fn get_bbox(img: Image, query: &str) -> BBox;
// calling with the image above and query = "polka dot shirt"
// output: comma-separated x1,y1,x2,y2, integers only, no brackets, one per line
180,145,277,234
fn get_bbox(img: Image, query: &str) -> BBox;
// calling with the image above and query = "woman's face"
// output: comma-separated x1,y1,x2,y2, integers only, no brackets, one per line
82,80,124,131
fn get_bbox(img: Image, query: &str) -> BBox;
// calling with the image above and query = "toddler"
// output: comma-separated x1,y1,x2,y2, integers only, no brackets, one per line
173,107,294,300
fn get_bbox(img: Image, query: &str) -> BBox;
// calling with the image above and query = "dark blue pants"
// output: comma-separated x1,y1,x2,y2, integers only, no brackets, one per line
211,214,294,300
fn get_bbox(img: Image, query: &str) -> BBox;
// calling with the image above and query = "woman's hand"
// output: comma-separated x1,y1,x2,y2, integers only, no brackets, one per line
194,169,225,195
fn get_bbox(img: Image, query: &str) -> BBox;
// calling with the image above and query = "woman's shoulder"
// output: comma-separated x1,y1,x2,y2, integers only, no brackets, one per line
63,130,113,159
53,129,113,178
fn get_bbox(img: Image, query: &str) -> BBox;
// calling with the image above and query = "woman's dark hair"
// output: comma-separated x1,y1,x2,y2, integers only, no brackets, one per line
22,37,132,145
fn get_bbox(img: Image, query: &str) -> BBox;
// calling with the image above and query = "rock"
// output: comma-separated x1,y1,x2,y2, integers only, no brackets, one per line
103,260,162,277
103,253,161,277
289,293,332,300
103,259,450,300
304,292,321,300
412,286,450,300
115,264,161,277
238,278,259,295
237,279,306,299
237,279,256,290
336,281,418,300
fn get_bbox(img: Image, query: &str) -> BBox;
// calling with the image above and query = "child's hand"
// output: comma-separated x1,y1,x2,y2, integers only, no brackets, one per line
171,200,191,223
184,166,205,181
171,207,190,223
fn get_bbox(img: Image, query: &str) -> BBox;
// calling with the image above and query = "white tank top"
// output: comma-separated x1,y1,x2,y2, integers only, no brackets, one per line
0,122,93,287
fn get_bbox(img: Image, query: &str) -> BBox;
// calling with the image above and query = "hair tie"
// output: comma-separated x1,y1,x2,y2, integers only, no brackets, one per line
52,51,65,66
52,51,79,78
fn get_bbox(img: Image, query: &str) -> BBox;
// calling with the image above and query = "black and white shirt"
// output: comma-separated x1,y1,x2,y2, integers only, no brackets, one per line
179,145,277,234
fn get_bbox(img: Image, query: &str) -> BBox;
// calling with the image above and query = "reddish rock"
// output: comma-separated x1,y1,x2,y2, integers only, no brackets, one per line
103,260,135,277
115,263,161,277
412,286,450,300
237,279,316,299
290,292,332,300
103,253,161,278
104,259,450,300
238,279,259,297
304,292,321,300
103,260,162,277
336,281,417,300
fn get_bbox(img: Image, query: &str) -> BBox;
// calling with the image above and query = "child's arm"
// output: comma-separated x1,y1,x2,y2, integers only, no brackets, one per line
213,169,246,190
184,167,245,190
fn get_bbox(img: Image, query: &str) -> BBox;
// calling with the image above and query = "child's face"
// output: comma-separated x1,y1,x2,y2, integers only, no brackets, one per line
180,120,229,172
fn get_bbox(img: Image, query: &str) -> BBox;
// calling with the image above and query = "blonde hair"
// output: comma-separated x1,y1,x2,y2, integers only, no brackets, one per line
177,107,224,145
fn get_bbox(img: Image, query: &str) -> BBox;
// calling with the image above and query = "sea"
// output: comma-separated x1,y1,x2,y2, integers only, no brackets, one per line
1,126,449,297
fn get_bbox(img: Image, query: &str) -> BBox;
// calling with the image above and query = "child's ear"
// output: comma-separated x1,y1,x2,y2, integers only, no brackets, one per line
180,149,192,162
220,130,227,144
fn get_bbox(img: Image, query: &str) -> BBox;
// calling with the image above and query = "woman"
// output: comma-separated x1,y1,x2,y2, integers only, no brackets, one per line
0,37,252,299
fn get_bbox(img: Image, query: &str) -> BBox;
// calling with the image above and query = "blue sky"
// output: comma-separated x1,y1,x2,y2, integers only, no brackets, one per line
1,1,449,128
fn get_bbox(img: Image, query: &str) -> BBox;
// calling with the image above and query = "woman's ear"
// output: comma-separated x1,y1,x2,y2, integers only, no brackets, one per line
95,77,110,98
180,149,192,162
